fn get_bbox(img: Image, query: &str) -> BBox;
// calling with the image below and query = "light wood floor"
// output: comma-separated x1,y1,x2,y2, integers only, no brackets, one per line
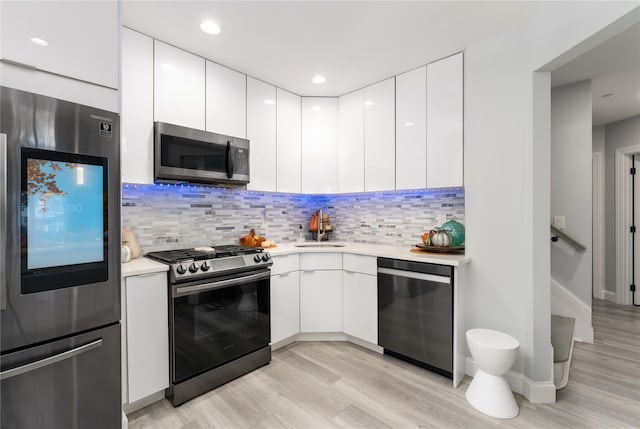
128,299,640,428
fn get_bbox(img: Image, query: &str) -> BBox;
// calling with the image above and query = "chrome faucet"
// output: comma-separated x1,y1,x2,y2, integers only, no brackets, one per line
316,209,328,242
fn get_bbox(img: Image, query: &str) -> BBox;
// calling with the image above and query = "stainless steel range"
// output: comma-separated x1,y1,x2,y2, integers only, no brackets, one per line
147,245,272,406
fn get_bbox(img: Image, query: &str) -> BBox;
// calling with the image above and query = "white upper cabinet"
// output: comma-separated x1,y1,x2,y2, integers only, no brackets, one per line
276,88,302,193
364,78,396,191
426,53,463,188
396,66,427,190
0,1,118,89
338,89,365,193
154,40,205,130
121,28,154,185
247,77,277,191
301,97,339,194
205,61,246,138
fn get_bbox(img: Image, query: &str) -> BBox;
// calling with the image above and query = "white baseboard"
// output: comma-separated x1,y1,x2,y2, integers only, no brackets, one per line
294,332,383,354
466,358,556,404
604,290,616,303
550,278,594,343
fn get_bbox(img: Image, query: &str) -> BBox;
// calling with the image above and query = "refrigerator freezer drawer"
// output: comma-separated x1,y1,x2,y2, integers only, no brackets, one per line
1,323,121,429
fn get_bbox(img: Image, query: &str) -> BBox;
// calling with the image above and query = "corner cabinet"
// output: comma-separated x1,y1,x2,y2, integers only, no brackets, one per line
154,40,205,130
299,253,343,332
247,77,277,191
122,271,169,405
301,98,339,194
426,53,463,188
121,28,154,185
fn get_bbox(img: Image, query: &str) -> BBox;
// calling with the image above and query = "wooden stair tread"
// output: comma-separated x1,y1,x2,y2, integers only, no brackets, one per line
551,314,575,363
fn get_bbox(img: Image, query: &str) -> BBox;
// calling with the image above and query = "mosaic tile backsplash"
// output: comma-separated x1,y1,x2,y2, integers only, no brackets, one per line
121,184,465,253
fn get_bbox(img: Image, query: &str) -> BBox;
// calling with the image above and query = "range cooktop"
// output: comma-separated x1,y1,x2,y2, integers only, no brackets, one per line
146,245,270,283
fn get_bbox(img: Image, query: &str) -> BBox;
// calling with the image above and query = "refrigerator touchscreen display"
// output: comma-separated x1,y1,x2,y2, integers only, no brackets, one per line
21,148,109,293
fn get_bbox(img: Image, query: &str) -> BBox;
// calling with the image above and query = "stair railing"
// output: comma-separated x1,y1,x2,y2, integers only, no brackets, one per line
550,225,586,252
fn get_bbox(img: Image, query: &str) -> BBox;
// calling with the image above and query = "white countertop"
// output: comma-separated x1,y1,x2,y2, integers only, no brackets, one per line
266,242,470,266
121,242,469,277
121,257,169,277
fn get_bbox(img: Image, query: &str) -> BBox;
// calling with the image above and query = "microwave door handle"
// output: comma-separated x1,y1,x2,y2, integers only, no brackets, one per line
0,133,6,311
225,141,234,178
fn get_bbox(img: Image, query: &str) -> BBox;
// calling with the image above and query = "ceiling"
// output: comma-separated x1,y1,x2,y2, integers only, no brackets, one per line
551,23,640,127
121,1,543,96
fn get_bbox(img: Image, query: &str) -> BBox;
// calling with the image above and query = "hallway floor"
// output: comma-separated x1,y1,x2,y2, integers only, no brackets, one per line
128,299,640,428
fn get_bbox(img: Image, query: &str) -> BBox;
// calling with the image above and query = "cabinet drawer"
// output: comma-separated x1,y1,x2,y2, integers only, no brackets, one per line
343,253,377,276
299,253,342,271
271,254,299,275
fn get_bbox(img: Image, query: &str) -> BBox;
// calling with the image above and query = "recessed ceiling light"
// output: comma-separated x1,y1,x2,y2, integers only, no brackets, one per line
312,75,326,85
601,93,614,98
162,63,177,72
263,99,275,105
404,122,415,127
30,37,48,47
364,101,374,107
200,20,221,35
311,105,321,111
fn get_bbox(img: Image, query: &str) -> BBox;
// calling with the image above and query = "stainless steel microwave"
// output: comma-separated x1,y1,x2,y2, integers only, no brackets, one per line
154,122,250,186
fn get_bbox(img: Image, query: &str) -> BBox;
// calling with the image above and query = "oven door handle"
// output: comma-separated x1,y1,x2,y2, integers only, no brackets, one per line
174,271,271,297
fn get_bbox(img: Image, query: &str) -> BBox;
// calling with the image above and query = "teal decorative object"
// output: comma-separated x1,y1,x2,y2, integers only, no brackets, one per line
440,220,465,246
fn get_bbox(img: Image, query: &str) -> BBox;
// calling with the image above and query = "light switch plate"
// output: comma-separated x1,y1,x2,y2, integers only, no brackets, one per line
553,216,565,229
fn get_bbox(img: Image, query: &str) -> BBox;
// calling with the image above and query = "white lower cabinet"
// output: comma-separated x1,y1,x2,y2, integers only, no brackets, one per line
300,270,343,332
123,272,169,404
270,271,300,343
342,271,377,344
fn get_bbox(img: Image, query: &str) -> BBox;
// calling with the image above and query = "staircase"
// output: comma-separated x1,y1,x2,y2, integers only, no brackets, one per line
551,314,575,389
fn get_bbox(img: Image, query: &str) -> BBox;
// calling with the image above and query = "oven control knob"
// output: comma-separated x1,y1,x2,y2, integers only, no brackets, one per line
253,255,262,263
176,264,187,275
201,261,211,271
189,262,199,273
261,254,270,262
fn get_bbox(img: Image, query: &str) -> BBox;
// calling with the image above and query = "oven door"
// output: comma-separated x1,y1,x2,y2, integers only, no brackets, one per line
170,269,270,384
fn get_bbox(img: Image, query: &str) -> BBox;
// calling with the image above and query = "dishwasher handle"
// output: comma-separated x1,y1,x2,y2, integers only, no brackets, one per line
377,267,451,284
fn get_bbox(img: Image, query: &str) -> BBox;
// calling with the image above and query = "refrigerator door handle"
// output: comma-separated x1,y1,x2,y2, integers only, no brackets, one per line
0,339,103,380
0,133,6,311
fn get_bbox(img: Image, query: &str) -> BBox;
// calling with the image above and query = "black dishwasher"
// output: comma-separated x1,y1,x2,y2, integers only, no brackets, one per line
377,258,453,378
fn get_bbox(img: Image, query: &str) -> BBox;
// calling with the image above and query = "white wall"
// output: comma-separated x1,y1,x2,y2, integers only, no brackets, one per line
463,1,638,402
593,126,605,153
604,115,640,293
550,81,593,305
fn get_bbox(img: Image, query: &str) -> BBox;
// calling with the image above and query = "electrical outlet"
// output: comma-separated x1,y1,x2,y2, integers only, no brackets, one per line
553,216,565,229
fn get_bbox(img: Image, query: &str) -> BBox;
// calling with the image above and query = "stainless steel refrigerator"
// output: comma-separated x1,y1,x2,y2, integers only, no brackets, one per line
0,87,121,428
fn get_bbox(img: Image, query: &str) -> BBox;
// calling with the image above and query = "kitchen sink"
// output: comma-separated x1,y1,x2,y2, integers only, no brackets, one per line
294,243,346,248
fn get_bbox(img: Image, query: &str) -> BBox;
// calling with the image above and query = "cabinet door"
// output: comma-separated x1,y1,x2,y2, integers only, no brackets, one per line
270,271,300,343
338,89,365,193
246,77,277,191
121,28,154,185
427,53,463,188
301,97,339,194
154,40,205,129
277,88,302,193
300,270,342,332
0,1,118,89
205,61,246,138
342,271,377,344
396,66,427,190
364,78,396,191
125,272,169,403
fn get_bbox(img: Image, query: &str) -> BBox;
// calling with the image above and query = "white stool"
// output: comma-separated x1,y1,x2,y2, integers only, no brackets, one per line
466,328,520,419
